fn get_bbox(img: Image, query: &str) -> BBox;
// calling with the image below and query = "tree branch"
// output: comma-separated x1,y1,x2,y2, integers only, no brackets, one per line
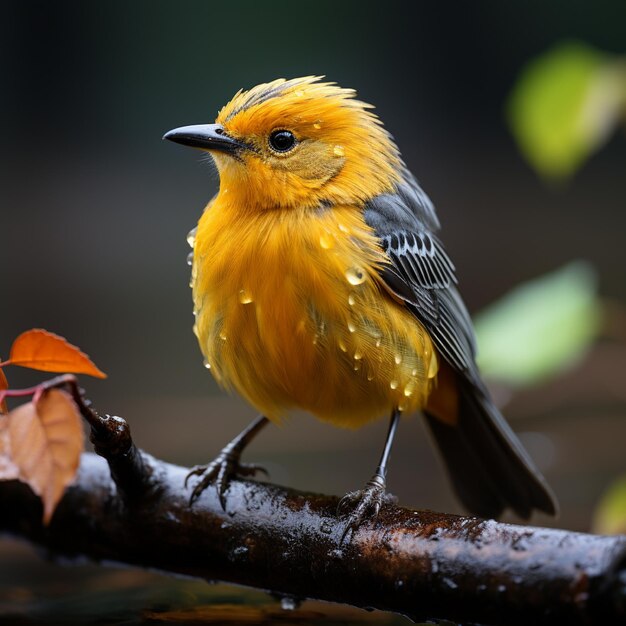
1,386,625,625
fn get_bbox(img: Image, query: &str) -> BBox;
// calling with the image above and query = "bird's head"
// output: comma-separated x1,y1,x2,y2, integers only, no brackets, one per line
165,77,403,210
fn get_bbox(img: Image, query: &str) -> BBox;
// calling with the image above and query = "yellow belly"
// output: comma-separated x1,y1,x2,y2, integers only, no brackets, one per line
191,198,438,427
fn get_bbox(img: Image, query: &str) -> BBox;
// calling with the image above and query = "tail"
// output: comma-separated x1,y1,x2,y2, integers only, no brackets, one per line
424,364,558,519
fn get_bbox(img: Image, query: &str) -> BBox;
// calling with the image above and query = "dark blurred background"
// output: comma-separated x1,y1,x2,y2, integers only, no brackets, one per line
1,1,625,622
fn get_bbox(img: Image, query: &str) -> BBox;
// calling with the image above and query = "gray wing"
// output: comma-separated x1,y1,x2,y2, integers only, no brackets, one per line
363,170,479,380
364,171,558,519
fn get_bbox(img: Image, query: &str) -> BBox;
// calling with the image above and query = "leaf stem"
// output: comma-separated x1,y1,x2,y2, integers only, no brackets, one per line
0,384,40,399
0,374,93,414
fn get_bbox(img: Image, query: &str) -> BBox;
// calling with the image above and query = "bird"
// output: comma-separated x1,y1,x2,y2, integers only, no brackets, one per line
164,76,557,535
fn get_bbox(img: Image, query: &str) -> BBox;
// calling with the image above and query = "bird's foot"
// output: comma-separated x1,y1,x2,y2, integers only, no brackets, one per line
185,443,267,509
337,473,395,542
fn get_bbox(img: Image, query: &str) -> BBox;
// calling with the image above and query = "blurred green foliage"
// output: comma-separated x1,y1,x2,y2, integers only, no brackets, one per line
474,261,601,387
593,475,626,535
507,41,626,180
507,39,626,537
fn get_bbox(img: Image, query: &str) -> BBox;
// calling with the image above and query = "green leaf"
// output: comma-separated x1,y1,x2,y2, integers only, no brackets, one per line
507,41,626,180
474,261,601,387
593,475,626,535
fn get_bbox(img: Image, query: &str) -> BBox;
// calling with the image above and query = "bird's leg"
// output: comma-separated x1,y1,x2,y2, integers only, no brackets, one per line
185,414,269,509
338,409,401,541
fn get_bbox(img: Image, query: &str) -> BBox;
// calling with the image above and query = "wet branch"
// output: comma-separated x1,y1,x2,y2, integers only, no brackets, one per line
1,384,626,625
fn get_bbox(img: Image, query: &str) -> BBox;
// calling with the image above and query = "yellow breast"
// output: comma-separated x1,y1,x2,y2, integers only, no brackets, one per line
191,196,438,427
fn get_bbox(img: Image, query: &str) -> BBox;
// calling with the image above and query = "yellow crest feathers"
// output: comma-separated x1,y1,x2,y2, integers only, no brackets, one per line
211,76,403,210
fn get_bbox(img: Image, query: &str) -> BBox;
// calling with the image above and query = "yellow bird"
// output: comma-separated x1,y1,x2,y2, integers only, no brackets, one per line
165,77,557,533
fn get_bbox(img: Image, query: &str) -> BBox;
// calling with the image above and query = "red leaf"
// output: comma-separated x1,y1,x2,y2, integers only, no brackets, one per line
7,389,84,524
8,329,106,379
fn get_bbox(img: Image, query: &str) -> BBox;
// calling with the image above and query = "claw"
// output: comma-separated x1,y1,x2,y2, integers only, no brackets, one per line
239,463,269,478
185,449,268,509
184,463,213,489
338,474,388,543
188,462,220,505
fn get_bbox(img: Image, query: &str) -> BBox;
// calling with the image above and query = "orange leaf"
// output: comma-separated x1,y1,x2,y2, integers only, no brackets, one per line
0,366,8,414
9,329,106,379
0,415,19,480
7,389,84,524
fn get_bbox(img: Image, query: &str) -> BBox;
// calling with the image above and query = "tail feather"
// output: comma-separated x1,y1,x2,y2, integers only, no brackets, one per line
425,375,557,519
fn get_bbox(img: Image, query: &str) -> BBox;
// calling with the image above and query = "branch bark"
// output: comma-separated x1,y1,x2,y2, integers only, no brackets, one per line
1,383,625,625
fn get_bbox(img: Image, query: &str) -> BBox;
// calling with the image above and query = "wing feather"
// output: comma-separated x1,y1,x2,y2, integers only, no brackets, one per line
363,172,558,517
364,171,476,377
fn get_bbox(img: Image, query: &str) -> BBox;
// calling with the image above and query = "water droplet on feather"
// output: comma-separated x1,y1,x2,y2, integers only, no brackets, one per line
346,267,366,285
319,232,335,249
404,381,416,397
238,288,253,304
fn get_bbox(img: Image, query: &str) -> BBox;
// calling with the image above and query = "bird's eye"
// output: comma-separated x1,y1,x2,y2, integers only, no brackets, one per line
269,130,296,153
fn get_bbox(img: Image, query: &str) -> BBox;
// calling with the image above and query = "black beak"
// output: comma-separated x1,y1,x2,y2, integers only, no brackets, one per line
163,123,246,155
